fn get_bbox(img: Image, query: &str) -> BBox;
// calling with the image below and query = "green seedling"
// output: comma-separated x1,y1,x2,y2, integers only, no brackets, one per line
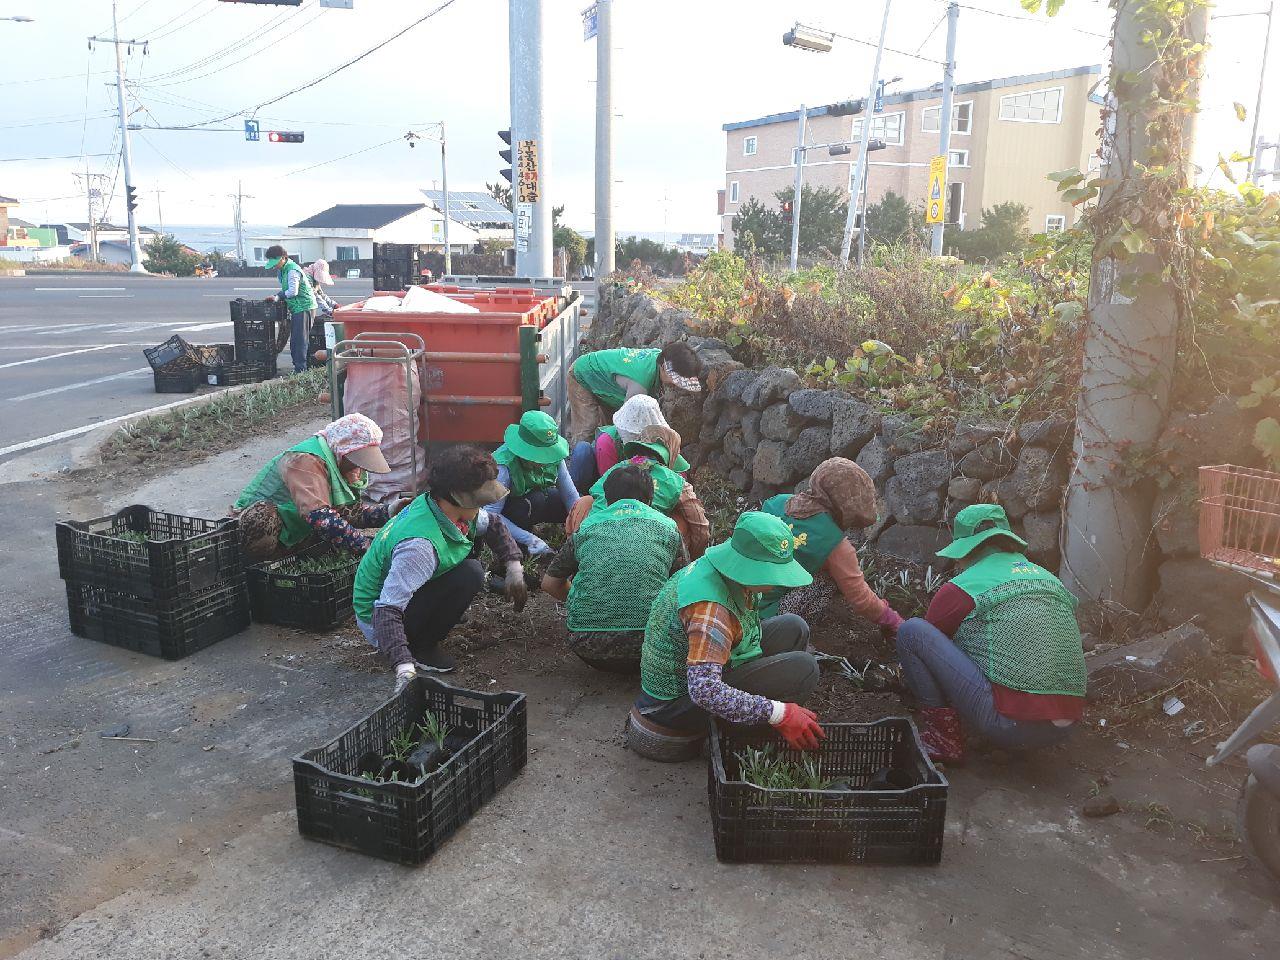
417,710,451,750
385,727,419,764
273,552,358,576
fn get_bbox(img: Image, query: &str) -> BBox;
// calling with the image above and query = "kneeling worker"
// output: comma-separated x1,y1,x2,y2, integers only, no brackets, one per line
485,410,580,558
353,446,529,692
566,342,702,443
541,463,683,673
629,512,825,761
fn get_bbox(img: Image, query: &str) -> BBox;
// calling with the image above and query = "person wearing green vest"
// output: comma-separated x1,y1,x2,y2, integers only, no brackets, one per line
262,244,317,374
757,458,905,634
233,413,401,563
566,424,710,561
566,341,703,443
627,511,826,761
483,410,580,558
897,503,1087,765
567,394,669,493
353,445,527,691
541,464,684,673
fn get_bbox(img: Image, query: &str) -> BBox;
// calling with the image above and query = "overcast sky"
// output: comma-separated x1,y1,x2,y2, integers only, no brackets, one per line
1,0,1273,236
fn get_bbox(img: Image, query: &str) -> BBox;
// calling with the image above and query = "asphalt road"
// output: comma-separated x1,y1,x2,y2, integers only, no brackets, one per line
0,274,373,462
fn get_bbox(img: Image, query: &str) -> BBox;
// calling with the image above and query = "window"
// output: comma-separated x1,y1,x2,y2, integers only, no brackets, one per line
335,245,360,261
948,149,970,167
1045,215,1067,233
728,181,740,204
252,246,265,262
743,136,758,156
850,110,905,146
922,100,973,134
946,182,964,226
999,86,1063,123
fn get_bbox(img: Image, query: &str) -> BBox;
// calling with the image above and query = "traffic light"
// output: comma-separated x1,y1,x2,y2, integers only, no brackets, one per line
781,200,793,226
498,129,512,183
126,186,139,212
267,130,304,143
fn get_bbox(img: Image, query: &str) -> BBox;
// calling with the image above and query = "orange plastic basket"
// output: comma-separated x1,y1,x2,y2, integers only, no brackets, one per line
1198,464,1280,573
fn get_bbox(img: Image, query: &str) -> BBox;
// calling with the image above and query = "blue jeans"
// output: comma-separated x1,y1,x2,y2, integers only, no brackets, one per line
568,441,598,494
896,618,1075,751
289,309,314,374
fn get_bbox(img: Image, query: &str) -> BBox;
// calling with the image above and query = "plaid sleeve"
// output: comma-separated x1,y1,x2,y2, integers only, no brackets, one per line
679,601,741,666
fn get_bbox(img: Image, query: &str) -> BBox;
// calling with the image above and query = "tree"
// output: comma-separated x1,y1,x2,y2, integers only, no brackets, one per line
143,233,198,277
732,197,784,257
486,181,512,211
554,223,587,272
776,184,850,259
864,191,927,247
947,202,1030,262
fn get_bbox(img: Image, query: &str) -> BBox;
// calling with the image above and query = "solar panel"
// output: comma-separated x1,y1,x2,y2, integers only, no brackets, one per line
420,190,512,225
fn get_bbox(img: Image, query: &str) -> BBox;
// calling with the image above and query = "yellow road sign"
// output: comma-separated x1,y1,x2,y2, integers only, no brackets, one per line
925,155,947,225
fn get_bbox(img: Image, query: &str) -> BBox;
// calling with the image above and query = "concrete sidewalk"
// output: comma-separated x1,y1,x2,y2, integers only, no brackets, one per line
1,424,1276,959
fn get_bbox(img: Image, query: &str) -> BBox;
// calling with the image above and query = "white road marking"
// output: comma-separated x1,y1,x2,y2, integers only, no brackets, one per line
234,287,276,291
0,345,119,370
78,294,135,299
6,367,151,402
174,322,232,332
33,287,126,292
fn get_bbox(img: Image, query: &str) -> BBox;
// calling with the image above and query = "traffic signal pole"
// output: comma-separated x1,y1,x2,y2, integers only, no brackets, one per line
839,0,892,265
593,0,615,279
94,0,146,271
789,104,807,272
509,0,552,277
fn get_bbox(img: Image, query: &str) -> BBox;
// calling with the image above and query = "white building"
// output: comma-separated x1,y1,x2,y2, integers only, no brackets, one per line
420,190,513,244
248,203,479,266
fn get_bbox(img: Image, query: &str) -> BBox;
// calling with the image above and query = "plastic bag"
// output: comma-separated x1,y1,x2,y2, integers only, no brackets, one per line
400,285,479,314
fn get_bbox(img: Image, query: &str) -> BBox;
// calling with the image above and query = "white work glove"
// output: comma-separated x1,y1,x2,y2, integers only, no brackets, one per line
393,662,416,695
264,294,278,302
504,561,529,613
387,495,413,518
526,536,552,558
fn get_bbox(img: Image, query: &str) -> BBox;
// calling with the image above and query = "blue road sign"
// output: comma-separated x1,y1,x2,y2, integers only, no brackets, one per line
245,119,260,142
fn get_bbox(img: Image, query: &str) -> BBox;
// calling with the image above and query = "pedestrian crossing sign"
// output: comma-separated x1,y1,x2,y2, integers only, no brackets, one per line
926,155,947,225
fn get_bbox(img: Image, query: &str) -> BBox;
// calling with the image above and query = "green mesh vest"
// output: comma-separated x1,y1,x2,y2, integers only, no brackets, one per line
589,458,684,511
950,550,1086,697
277,258,316,314
493,444,560,497
567,499,681,633
572,348,660,409
233,435,356,548
640,558,765,701
756,494,846,619
352,495,475,624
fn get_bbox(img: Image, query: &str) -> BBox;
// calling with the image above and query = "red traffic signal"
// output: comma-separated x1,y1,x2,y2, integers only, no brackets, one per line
781,200,794,224
267,130,304,143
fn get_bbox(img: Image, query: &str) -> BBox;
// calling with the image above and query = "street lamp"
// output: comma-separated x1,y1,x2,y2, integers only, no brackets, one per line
782,23,834,53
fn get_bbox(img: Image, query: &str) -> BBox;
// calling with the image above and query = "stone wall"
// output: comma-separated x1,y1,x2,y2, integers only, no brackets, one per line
592,284,1260,636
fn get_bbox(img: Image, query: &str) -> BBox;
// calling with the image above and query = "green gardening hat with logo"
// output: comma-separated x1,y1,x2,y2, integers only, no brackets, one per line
936,503,1029,560
621,437,691,473
704,511,813,589
503,410,570,464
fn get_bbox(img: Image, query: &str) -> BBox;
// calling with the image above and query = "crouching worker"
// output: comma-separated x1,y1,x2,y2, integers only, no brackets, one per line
566,342,702,443
897,504,1086,764
485,410,580,559
233,413,401,563
353,446,529,692
758,457,906,634
541,464,683,673
627,512,825,762
567,394,668,493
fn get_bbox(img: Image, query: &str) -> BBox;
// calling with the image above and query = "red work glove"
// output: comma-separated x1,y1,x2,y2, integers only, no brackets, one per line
878,605,905,640
771,702,825,751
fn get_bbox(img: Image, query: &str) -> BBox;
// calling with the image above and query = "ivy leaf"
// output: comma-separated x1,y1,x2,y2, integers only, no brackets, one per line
1233,102,1248,122
1255,418,1280,469
1019,0,1044,11
1053,301,1084,325
1217,154,1238,184
1045,0,1066,14
1238,393,1264,409
1047,168,1084,184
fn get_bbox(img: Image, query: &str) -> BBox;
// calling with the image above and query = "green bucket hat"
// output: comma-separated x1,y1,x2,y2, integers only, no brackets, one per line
704,511,813,589
936,503,1029,560
622,438,691,473
503,410,569,464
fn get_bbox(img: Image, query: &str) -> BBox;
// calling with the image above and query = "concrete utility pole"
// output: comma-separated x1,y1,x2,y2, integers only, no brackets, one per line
107,0,144,272
1249,0,1275,182
789,104,807,271
509,0,552,278
594,0,615,280
440,123,451,276
840,0,892,264
1061,0,1208,616
231,181,253,264
930,2,959,256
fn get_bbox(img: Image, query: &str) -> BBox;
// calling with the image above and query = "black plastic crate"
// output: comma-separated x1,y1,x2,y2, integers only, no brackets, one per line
56,505,243,601
293,676,527,865
65,576,250,660
195,343,235,370
708,718,948,865
307,322,328,369
212,360,275,386
247,544,359,630
153,364,202,393
144,334,201,371
234,337,279,370
230,298,287,324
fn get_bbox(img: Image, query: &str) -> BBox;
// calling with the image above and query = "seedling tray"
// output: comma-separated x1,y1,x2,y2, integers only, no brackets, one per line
293,676,527,865
708,717,948,865
56,505,243,601
247,543,359,630
65,576,250,660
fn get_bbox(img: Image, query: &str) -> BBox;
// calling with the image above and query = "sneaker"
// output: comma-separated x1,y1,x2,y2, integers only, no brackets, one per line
412,649,457,673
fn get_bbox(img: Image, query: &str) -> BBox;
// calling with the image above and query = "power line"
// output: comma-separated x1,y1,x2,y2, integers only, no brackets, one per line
134,0,215,41
279,136,403,178
150,4,327,87
142,1,310,82
0,70,113,87
0,153,115,162
135,131,198,180
822,26,945,65
934,0,1109,38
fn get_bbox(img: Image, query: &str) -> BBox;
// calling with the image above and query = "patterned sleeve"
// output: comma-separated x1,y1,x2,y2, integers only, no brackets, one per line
686,663,774,724
305,506,369,552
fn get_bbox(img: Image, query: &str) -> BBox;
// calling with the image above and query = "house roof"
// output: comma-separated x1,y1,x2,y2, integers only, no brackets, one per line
420,190,513,227
9,218,37,228
723,64,1103,131
290,204,427,230
0,195,17,205
59,222,158,233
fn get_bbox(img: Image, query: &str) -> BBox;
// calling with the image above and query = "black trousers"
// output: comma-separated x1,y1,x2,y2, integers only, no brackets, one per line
502,488,569,533
401,559,485,658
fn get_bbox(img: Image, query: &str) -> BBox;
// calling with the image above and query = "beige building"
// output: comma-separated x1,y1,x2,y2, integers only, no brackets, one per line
719,65,1103,250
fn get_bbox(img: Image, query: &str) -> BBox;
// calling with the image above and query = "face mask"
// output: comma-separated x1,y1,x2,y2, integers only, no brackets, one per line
345,467,368,491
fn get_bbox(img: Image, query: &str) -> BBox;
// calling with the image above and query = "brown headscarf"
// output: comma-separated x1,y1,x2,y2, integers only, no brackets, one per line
637,423,684,468
787,457,877,530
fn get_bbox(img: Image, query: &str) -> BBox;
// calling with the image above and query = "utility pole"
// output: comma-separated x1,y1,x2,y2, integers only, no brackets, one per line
153,189,165,234
1249,0,1275,182
231,180,253,265
839,0,891,265
509,0,552,278
1061,0,1208,616
789,104,807,272
440,123,451,276
930,2,959,256
74,168,107,262
89,0,146,272
593,0,615,280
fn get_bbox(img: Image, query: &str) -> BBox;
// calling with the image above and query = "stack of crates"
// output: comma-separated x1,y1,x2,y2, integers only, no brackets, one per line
372,242,420,292
229,298,284,382
144,334,205,393
56,506,250,660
